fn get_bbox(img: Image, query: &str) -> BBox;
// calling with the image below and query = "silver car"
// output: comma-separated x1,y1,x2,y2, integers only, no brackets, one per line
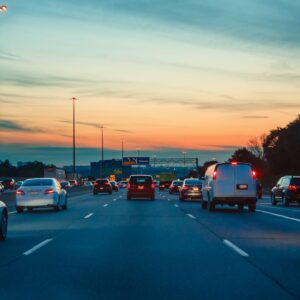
0,201,8,240
16,178,68,213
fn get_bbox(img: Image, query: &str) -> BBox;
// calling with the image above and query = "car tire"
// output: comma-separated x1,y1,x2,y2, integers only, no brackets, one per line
208,200,215,212
271,194,277,206
201,201,207,209
248,203,256,213
238,204,244,211
93,191,97,195
0,212,8,241
16,206,24,213
62,196,68,210
127,196,131,200
283,194,289,207
109,191,112,195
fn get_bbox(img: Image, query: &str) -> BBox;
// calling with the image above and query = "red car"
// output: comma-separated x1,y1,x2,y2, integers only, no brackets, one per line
127,175,155,200
0,178,15,190
93,179,112,195
169,180,183,194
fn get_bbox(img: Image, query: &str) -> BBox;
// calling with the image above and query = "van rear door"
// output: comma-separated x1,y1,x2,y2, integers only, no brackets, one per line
214,164,235,197
235,164,256,197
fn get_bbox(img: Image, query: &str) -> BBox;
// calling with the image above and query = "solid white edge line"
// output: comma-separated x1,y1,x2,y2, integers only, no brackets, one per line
103,204,109,207
8,211,17,215
257,209,300,223
84,213,94,219
187,213,196,219
23,239,53,256
223,239,249,257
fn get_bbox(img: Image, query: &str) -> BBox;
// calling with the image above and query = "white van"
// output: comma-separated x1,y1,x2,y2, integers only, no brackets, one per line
202,162,257,212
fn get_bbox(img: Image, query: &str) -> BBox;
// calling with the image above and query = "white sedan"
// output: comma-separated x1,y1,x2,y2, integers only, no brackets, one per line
16,178,68,213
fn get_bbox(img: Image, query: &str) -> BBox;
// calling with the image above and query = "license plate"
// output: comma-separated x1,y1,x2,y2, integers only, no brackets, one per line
138,186,144,190
30,191,38,195
100,187,104,190
192,187,199,191
237,184,248,190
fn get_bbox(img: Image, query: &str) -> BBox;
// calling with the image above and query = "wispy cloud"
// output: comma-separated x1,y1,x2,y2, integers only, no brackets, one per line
0,120,45,133
0,50,22,61
242,115,269,119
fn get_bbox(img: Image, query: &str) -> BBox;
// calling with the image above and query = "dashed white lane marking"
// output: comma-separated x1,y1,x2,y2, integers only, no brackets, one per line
113,199,117,201
167,199,170,201
23,239,54,256
187,213,196,219
8,211,17,215
257,209,300,223
103,204,109,207
84,213,94,219
223,239,249,257
174,204,179,208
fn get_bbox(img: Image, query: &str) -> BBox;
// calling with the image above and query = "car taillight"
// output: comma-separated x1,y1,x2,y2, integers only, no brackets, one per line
44,189,55,194
151,183,155,189
127,183,131,189
213,171,217,180
182,186,189,190
105,182,109,186
16,190,25,195
231,162,238,165
288,185,297,191
252,170,257,179
10,182,13,185
93,182,98,187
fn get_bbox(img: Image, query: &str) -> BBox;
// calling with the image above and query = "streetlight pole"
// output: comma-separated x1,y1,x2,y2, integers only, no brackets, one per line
71,97,78,179
182,151,187,179
137,148,141,174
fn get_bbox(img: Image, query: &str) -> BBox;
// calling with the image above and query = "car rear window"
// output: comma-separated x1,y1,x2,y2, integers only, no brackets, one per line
23,179,53,186
291,178,300,185
173,181,183,186
130,176,152,184
96,180,109,184
185,180,201,185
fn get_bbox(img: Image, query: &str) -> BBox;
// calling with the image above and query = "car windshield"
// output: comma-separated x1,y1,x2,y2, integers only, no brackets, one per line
185,180,201,185
23,179,53,186
96,180,108,184
173,181,183,186
291,178,300,185
130,176,152,184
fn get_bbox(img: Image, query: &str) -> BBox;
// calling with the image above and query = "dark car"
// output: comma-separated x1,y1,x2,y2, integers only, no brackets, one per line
60,181,71,189
271,176,300,206
0,201,8,240
93,179,112,195
169,180,183,194
159,181,172,191
110,181,119,192
127,175,155,200
0,178,15,190
179,179,203,201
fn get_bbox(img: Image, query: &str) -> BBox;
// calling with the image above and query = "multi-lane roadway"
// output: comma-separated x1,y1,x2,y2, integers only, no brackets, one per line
0,188,299,299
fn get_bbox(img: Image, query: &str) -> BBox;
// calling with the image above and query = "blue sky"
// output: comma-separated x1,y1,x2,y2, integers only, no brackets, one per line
0,0,299,165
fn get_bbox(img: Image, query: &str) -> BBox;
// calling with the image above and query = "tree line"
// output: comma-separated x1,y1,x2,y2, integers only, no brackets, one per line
195,115,300,185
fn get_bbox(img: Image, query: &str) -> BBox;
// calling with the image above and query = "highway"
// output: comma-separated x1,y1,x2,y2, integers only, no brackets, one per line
0,188,300,300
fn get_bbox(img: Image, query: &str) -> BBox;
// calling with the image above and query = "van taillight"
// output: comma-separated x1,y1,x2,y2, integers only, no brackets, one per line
16,190,25,195
127,183,131,189
252,171,257,179
231,162,238,165
288,185,297,191
213,171,217,180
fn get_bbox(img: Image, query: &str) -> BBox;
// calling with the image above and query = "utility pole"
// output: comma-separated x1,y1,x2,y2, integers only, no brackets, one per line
137,148,141,174
121,140,124,162
71,97,78,179
99,125,104,178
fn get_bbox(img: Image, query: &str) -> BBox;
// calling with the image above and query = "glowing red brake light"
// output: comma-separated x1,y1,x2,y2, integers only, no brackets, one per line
213,171,217,180
288,185,297,191
252,170,257,179
151,183,155,189
44,189,55,194
182,185,189,190
16,190,25,195
127,183,131,189
105,182,110,186
231,162,238,165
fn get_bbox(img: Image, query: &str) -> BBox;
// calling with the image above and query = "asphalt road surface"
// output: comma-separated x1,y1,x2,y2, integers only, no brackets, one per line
0,188,299,300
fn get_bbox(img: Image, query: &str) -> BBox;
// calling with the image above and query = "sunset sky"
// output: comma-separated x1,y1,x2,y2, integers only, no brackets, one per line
0,0,299,165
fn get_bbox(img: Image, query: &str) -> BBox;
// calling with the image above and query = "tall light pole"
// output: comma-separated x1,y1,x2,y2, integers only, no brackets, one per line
121,140,124,162
71,97,78,179
99,125,104,177
182,151,187,179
